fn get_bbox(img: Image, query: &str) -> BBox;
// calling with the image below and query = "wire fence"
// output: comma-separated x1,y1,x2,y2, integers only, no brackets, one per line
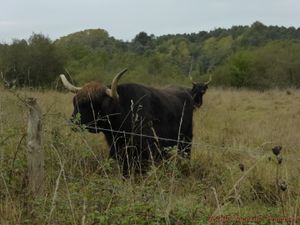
1,84,297,162
59,116,299,163
59,116,278,161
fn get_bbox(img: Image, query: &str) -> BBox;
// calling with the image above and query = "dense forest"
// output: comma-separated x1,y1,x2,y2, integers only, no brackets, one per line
1,21,300,89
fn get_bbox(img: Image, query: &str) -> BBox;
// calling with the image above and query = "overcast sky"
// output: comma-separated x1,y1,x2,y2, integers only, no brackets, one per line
1,0,300,43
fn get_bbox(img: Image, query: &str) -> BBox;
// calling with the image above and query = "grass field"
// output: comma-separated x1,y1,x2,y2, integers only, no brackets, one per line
0,86,300,224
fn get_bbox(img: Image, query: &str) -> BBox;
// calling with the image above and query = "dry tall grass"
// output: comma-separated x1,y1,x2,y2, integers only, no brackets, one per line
0,86,299,224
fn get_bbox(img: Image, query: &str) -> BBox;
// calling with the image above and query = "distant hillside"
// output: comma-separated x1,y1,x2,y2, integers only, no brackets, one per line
1,21,300,89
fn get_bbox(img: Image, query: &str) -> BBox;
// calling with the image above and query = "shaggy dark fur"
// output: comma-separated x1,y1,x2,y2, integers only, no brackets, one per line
70,82,208,176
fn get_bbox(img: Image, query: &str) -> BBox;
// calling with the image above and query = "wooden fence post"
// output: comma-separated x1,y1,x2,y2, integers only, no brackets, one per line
26,97,44,196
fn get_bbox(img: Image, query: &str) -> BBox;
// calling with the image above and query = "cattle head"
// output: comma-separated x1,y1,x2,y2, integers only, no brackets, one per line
190,76,211,108
60,69,127,133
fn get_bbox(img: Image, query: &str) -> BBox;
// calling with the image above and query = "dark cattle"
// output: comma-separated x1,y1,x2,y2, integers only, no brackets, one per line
189,78,211,108
60,69,210,176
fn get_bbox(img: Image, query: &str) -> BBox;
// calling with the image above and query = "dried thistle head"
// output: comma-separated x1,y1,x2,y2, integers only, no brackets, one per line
238,163,245,172
272,145,282,156
278,181,288,192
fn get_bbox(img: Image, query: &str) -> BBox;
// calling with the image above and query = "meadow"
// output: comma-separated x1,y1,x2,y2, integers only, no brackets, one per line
0,86,300,224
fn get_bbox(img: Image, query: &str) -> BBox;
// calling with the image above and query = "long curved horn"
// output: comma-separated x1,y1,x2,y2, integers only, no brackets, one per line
204,75,212,85
59,74,82,93
108,68,128,99
189,75,196,85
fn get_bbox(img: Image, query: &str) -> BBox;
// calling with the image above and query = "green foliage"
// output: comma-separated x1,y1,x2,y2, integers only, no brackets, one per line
2,22,300,89
0,34,63,87
214,40,300,89
132,31,155,55
214,51,255,87
199,35,234,72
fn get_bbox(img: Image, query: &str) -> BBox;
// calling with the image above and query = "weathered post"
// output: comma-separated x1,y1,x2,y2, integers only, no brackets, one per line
26,97,44,196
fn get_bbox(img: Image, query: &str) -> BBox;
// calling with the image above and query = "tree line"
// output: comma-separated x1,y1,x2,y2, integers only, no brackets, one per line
1,21,300,89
